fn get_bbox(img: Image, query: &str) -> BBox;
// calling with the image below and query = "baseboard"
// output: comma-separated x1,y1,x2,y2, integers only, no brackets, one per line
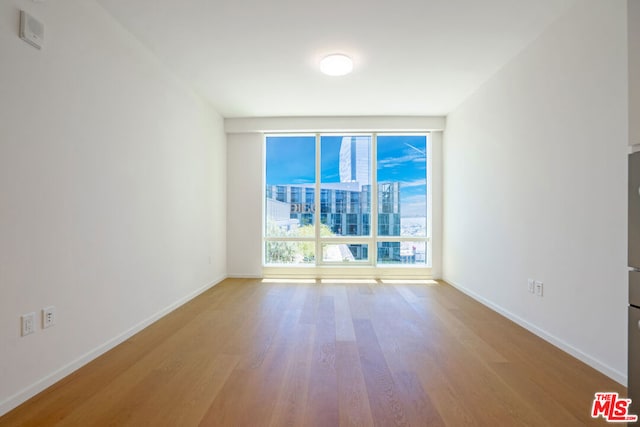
443,277,627,386
226,274,263,279
0,275,226,417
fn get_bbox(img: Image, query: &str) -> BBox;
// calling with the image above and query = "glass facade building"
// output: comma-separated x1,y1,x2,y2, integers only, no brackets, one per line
266,182,402,261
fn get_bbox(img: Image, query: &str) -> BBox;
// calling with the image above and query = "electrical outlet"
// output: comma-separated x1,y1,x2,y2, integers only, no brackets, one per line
527,279,535,293
42,306,56,329
535,281,544,297
21,312,35,336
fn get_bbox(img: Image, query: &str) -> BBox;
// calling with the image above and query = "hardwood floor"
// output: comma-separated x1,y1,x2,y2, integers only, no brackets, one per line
0,278,626,426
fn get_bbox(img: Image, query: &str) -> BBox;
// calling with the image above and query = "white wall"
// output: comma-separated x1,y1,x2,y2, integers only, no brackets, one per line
227,133,264,277
226,118,445,279
443,0,628,382
430,131,443,278
0,0,227,414
224,116,445,133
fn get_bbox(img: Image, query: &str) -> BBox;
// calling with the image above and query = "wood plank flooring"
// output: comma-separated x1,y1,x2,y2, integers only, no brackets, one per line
0,278,626,426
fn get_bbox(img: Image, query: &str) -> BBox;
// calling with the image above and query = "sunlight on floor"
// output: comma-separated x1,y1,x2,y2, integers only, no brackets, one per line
261,278,438,285
320,279,378,284
261,278,317,284
379,279,439,285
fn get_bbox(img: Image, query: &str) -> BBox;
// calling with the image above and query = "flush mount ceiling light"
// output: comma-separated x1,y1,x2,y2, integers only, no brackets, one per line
320,54,353,76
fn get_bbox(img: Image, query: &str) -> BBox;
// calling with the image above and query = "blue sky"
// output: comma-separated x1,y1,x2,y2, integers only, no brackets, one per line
266,135,427,217
266,136,316,184
377,135,427,217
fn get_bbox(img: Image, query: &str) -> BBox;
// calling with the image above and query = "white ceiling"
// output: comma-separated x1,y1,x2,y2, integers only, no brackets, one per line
96,0,577,118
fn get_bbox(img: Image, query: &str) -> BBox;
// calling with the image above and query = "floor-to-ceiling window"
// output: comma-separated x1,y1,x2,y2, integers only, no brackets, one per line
264,133,430,275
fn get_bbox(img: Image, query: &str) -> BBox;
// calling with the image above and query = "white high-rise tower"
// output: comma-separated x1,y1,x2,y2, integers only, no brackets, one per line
339,136,370,187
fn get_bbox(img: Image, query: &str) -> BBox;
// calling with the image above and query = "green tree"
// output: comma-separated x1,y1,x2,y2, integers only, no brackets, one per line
296,223,333,261
265,221,335,263
265,221,296,263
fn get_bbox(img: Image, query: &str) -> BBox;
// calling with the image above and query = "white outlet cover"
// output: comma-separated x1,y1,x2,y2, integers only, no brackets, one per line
42,305,56,328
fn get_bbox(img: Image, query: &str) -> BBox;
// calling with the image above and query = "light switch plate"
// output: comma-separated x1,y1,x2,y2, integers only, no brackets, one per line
21,312,36,336
535,281,544,297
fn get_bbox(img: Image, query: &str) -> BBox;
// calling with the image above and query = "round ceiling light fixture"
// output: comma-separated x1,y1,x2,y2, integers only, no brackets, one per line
320,54,353,76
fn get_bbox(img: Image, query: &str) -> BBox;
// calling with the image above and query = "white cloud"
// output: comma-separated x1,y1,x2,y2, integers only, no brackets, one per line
378,151,425,169
400,179,426,188
404,143,426,156
291,179,314,184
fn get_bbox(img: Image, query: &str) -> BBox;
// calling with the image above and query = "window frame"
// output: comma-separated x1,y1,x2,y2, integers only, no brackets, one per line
263,132,432,278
